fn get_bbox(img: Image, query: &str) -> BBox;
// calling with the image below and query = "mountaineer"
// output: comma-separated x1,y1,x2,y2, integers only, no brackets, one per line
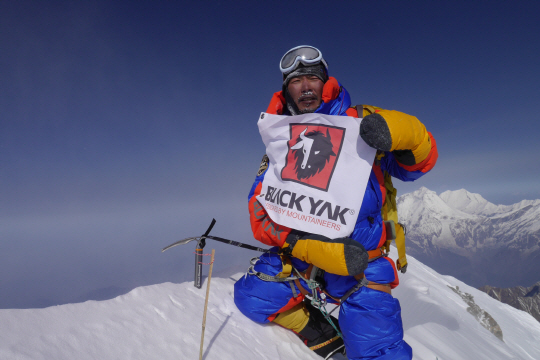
234,45,438,359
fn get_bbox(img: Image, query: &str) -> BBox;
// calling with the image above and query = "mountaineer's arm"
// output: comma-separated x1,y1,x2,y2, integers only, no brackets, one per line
247,93,307,248
248,155,369,276
359,109,438,181
281,233,369,277
248,155,302,247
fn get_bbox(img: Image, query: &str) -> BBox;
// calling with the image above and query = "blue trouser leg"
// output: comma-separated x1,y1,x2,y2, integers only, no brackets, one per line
234,252,304,323
340,287,412,360
234,272,301,323
234,252,411,359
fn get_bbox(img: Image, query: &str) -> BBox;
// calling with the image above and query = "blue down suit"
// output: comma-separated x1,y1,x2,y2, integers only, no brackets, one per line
234,77,438,359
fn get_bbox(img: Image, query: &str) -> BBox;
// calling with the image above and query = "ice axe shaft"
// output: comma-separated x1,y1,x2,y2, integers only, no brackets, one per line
194,219,216,289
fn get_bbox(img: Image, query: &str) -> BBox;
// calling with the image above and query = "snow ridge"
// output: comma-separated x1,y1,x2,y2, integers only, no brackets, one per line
1,253,540,360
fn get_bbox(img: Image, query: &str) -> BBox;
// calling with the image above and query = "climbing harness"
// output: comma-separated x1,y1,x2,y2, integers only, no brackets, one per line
295,266,342,339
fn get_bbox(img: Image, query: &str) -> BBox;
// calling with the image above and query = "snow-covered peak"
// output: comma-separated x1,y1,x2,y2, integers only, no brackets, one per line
439,189,515,217
397,187,540,288
440,189,491,212
398,187,473,222
439,189,540,217
402,187,540,219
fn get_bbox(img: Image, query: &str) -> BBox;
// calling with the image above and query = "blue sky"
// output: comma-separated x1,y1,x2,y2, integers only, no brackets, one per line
1,0,539,308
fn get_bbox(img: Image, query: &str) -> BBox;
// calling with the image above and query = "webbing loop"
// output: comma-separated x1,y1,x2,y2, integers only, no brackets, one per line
247,257,298,283
340,277,370,303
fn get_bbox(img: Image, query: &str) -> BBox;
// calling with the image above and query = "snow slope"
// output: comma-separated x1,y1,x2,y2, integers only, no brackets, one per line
1,253,540,360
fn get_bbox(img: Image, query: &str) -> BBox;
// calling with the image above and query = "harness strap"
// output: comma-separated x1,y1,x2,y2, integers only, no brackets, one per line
289,280,299,298
293,273,391,305
382,171,408,273
304,264,315,279
367,247,387,262
309,335,341,351
335,274,391,305
356,104,378,117
353,273,392,295
293,278,310,297
395,222,408,273
279,254,294,278
339,276,369,303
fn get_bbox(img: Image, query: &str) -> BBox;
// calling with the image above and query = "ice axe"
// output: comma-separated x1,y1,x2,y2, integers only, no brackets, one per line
162,222,276,254
161,219,216,289
162,219,277,288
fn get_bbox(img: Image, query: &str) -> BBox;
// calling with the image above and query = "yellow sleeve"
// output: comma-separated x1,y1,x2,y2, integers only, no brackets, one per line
283,234,368,276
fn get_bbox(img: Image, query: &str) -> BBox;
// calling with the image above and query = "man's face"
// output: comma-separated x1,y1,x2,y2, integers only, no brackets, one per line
287,75,324,113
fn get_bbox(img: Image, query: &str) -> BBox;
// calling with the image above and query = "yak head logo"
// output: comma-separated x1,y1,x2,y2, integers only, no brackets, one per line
281,123,345,191
290,127,336,179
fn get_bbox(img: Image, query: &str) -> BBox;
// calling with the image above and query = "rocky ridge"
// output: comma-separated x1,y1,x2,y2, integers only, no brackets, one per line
448,285,503,340
479,282,540,323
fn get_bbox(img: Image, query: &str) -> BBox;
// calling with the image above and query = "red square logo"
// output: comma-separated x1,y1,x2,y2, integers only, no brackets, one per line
281,123,346,191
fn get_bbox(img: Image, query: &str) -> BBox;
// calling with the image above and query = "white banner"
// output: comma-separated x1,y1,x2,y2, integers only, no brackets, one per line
256,112,376,238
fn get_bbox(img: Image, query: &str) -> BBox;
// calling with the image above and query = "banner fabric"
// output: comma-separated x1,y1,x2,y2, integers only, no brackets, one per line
256,112,376,238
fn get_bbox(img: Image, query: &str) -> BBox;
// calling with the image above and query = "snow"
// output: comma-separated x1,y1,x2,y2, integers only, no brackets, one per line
395,256,540,360
440,188,540,218
440,189,499,216
399,187,540,252
1,252,540,360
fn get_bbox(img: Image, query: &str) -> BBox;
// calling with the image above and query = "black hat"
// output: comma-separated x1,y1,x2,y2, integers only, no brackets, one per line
282,63,328,115
283,63,328,88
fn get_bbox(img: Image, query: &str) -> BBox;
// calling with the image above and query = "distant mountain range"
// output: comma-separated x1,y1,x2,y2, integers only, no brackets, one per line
479,282,540,323
397,187,540,289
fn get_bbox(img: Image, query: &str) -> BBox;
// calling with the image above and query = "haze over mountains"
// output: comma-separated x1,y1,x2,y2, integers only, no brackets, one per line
397,187,540,289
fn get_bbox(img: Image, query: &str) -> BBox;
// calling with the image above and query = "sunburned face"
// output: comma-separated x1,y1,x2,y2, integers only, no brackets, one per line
287,75,324,113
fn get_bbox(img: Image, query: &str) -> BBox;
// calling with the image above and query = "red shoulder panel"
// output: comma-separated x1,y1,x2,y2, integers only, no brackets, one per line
345,107,359,117
382,256,400,289
249,182,292,247
266,91,286,115
321,77,340,103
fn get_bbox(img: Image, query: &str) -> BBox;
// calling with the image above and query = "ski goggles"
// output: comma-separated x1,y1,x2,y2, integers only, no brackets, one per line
279,45,328,75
